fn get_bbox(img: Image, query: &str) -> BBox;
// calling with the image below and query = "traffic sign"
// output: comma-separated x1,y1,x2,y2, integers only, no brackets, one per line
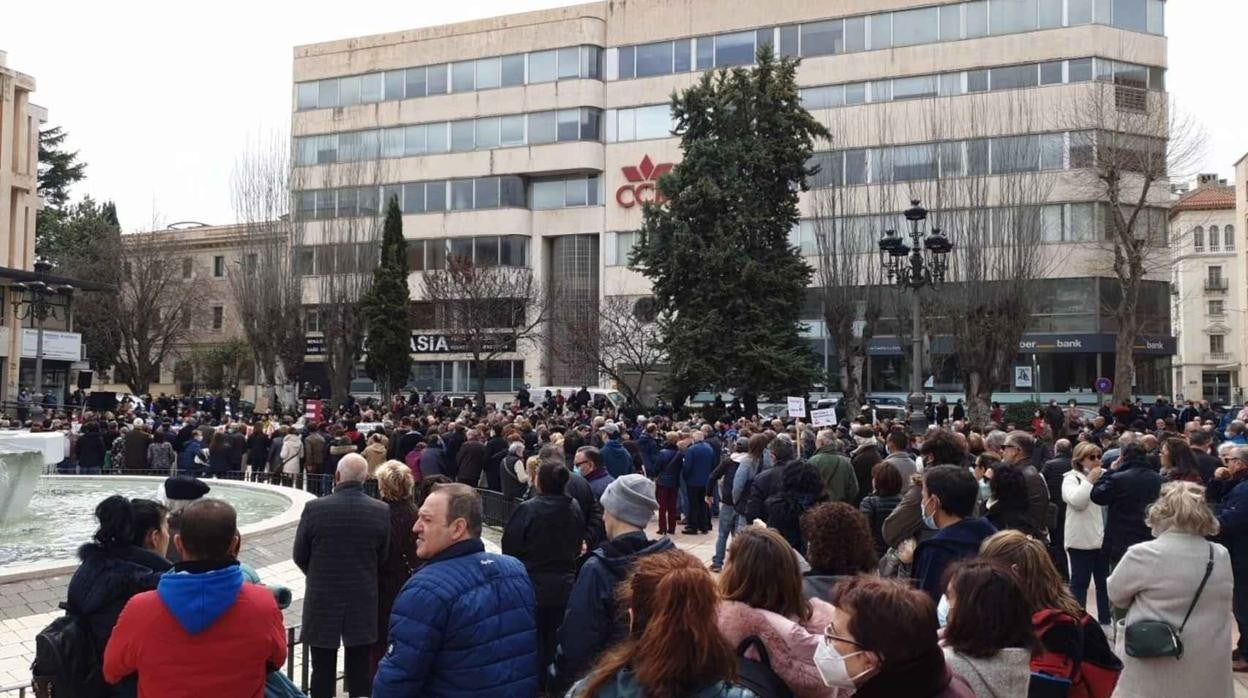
1095,377,1112,393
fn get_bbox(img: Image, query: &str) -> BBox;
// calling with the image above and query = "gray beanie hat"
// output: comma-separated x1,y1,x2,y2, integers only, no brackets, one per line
600,474,658,528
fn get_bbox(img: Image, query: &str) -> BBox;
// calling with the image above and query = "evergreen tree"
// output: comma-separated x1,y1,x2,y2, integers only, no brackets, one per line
37,126,86,209
631,46,828,415
362,196,412,397
48,197,123,371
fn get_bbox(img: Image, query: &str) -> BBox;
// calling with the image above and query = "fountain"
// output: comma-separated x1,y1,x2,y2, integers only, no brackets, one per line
0,447,45,524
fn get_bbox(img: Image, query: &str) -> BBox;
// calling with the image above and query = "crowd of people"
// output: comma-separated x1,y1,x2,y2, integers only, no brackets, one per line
33,388,1248,697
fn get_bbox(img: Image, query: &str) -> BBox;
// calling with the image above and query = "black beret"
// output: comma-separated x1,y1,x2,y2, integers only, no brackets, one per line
164,476,210,501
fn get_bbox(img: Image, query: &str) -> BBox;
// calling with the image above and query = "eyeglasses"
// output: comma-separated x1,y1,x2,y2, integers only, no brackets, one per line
574,459,589,466
823,628,863,649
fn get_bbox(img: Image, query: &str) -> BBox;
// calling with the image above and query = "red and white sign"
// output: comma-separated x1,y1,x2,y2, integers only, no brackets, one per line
616,155,673,208
304,399,323,424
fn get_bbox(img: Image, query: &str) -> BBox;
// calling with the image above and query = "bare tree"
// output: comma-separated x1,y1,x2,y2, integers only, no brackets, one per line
552,295,665,406
421,257,553,410
1061,73,1204,403
228,133,304,409
111,231,209,394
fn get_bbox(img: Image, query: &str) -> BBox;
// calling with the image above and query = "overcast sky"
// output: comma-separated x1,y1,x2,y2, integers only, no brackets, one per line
2,0,1243,231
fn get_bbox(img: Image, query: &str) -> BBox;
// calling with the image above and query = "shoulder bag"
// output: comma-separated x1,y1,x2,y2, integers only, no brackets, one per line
1123,543,1213,659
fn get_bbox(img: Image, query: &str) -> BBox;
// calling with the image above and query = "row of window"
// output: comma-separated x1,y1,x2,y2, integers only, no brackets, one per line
806,132,1078,188
293,235,530,276
800,56,1163,110
610,0,1164,81
292,174,603,220
295,46,602,111
1190,225,1236,253
294,108,603,166
409,360,525,393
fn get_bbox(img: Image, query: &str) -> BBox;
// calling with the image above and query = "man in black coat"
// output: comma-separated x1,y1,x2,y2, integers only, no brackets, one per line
1191,430,1221,483
741,436,797,524
1042,439,1074,580
293,454,390,698
1090,441,1162,566
455,429,488,487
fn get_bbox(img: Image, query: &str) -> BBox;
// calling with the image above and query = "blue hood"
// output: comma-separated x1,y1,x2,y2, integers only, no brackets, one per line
156,564,244,635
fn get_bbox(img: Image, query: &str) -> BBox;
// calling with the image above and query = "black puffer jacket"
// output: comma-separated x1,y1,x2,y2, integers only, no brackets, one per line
501,494,585,607
65,543,171,675
1090,455,1163,563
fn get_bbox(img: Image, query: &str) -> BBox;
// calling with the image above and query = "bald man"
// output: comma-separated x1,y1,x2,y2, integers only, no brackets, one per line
294,452,391,698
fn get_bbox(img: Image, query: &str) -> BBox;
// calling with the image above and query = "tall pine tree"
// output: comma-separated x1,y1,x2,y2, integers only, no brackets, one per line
631,46,828,415
362,196,412,397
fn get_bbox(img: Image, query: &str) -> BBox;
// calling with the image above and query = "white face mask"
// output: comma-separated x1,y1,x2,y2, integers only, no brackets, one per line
937,593,951,628
814,639,873,689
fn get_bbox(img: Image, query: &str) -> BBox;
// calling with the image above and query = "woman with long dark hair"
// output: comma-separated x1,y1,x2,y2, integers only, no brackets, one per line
65,496,171,696
1160,437,1203,483
571,549,752,697
940,559,1036,698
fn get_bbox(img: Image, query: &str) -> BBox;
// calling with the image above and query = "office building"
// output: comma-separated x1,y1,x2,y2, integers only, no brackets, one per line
290,0,1172,400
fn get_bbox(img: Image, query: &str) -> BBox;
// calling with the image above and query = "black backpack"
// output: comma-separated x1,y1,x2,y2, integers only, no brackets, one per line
734,635,795,698
31,607,108,698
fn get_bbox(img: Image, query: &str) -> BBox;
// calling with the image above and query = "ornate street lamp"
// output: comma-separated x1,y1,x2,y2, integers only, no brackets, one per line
12,259,75,415
878,200,953,432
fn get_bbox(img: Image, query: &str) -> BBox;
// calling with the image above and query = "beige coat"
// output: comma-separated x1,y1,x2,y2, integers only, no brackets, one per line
1107,531,1233,698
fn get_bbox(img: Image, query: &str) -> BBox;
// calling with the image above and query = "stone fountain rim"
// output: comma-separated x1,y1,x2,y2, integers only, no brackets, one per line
0,475,316,584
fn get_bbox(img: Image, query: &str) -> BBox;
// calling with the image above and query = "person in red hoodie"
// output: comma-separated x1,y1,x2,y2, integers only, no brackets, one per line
103,498,287,698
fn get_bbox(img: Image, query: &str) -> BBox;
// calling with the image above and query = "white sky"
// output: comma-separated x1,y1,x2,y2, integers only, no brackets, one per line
1,0,1243,231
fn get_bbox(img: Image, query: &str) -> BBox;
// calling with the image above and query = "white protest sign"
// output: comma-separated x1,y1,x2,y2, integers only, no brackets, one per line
811,407,837,427
787,397,807,418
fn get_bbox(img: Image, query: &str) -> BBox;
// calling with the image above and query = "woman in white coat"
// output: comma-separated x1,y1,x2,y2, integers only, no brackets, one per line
1107,481,1233,698
1062,441,1111,624
280,431,304,475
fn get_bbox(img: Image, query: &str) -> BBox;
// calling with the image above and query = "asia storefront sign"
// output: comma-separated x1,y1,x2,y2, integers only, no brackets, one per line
616,155,673,208
304,333,517,356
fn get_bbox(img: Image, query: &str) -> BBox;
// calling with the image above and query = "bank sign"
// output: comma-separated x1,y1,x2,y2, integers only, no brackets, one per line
305,333,516,356
616,155,673,208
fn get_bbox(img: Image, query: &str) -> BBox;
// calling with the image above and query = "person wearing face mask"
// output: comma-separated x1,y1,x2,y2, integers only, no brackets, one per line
882,430,968,550
939,559,1036,698
819,576,974,697
912,465,997,600
1061,442,1111,625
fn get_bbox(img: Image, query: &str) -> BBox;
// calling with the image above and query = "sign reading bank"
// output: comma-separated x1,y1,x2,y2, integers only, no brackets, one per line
616,155,674,208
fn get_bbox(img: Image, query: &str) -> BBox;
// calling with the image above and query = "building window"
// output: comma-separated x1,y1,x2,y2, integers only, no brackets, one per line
606,231,640,266
1208,300,1225,316
1209,225,1220,252
181,258,193,279
1207,266,1226,291
1210,334,1226,355
1226,225,1237,250
1193,225,1205,252
212,306,224,330
304,308,320,333
213,256,225,277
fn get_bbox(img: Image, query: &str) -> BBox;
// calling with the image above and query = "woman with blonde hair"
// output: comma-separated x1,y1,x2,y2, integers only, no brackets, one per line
716,527,835,697
1108,481,1233,698
1062,441,1111,624
571,549,752,697
370,460,419,680
980,529,1122,696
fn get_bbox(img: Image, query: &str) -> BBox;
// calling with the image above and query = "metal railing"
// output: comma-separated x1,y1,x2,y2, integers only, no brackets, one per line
4,468,525,696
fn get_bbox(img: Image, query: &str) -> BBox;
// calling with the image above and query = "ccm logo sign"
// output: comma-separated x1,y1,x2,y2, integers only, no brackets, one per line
616,155,673,208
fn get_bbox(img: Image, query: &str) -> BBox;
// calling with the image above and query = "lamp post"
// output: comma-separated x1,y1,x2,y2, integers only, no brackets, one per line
12,259,75,416
878,200,953,433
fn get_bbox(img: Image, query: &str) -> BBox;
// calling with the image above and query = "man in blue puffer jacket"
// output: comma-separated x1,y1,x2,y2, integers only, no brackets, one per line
599,423,633,477
373,483,537,697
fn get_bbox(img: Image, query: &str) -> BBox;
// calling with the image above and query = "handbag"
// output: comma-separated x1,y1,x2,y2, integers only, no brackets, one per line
1123,543,1213,659
734,635,794,698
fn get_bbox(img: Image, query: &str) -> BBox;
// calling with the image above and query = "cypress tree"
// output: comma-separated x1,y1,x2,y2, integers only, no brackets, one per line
631,46,828,415
363,196,412,397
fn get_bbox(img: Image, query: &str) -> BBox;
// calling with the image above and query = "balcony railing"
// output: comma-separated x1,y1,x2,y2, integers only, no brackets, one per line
1205,279,1229,293
1207,352,1233,363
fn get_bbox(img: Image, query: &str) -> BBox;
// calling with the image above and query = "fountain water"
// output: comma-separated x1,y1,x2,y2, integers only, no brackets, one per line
0,448,45,523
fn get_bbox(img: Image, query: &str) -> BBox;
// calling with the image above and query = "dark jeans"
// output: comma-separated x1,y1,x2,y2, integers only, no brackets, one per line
536,603,566,692
1234,574,1248,656
1048,511,1069,581
310,644,370,698
1068,547,1110,624
685,485,709,532
656,485,679,533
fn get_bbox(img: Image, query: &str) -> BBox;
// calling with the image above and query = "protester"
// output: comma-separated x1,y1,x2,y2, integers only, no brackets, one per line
146,430,176,474
984,464,1045,538
103,499,287,697
550,474,672,693
859,461,903,557
599,422,632,477
1209,443,1248,672
1042,439,1073,580
373,484,538,696
808,429,858,503
501,461,586,690
823,576,974,697
849,426,883,506
716,527,836,697
1160,437,1203,484
998,431,1051,535
575,445,615,500
765,460,829,554
1090,441,1163,565
369,461,419,680
800,502,878,601
293,453,391,698
707,436,746,572
940,559,1036,698
570,550,754,698
64,496,171,696
1062,441,1111,624
161,476,211,563
682,431,717,534
731,433,770,526
882,429,917,481
1107,482,1232,697
122,419,151,470
742,435,796,525
913,465,997,600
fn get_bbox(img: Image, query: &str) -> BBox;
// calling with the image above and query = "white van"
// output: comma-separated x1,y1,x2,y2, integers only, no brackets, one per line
528,386,628,410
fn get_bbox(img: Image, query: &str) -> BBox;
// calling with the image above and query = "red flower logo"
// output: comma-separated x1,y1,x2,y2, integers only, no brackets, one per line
622,155,673,183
